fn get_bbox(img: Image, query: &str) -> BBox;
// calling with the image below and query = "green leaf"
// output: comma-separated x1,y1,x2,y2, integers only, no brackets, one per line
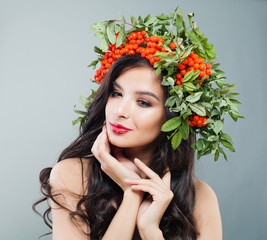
225,92,239,98
215,69,225,75
171,131,182,149
196,138,204,151
204,42,213,49
183,82,196,91
219,84,237,94
207,135,218,141
91,21,107,32
130,15,137,25
186,92,203,103
185,30,199,45
165,96,177,107
100,37,109,52
226,99,239,113
94,46,105,55
212,120,223,135
72,117,84,126
221,139,235,152
210,108,219,117
180,119,189,140
229,112,239,121
215,79,224,88
73,108,87,115
144,14,151,23
161,117,181,132
179,45,194,62
205,48,215,57
78,96,89,106
118,12,126,23
229,99,242,105
155,65,162,76
88,59,99,69
189,103,206,116
221,132,233,143
175,14,183,34
116,27,125,48
138,15,144,24
211,63,220,70
219,147,228,161
162,76,175,87
95,32,104,39
182,70,195,83
107,21,116,44
214,149,219,161
188,12,195,25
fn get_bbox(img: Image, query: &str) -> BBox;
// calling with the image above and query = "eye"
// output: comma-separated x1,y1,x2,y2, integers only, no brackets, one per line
110,90,122,97
137,99,152,107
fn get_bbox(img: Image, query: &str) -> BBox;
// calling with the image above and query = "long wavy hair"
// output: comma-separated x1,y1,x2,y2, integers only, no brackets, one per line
33,54,197,239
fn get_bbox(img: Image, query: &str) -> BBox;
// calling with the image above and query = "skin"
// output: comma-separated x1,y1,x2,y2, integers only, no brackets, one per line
49,67,222,240
105,67,166,165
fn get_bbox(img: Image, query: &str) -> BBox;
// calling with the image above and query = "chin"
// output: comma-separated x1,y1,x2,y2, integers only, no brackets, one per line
108,135,133,148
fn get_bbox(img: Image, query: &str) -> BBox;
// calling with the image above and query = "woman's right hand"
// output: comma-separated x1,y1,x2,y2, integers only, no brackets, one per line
91,125,141,192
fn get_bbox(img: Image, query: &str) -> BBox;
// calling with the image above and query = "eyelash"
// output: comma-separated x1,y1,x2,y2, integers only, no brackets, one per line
110,90,152,108
137,99,152,107
110,90,122,97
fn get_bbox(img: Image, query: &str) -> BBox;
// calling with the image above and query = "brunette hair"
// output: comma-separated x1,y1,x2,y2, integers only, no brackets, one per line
33,54,197,239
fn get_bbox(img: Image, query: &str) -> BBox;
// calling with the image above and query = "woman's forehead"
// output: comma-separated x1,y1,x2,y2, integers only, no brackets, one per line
115,67,163,93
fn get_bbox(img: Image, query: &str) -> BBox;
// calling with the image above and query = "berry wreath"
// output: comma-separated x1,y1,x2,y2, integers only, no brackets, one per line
73,7,243,161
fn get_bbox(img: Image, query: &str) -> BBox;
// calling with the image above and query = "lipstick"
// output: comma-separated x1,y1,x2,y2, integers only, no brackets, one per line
109,122,132,134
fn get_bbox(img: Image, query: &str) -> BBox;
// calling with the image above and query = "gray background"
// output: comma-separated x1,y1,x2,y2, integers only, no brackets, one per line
0,0,266,239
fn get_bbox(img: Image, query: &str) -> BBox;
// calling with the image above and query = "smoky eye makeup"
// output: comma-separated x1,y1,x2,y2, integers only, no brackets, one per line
137,99,152,107
110,87,122,97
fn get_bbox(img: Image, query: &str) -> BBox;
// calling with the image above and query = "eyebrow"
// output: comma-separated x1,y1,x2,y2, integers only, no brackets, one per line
113,81,160,101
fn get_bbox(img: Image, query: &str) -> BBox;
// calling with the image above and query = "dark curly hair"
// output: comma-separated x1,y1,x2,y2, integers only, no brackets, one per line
33,54,198,239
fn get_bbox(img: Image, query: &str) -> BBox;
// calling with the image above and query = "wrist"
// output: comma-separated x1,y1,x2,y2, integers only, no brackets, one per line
139,227,164,240
123,188,143,203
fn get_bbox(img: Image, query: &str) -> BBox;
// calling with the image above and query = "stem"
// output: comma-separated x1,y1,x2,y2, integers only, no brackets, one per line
112,19,135,28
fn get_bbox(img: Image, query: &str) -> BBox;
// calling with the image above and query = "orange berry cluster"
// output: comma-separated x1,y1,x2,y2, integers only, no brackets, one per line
176,52,212,86
94,30,168,83
188,114,208,127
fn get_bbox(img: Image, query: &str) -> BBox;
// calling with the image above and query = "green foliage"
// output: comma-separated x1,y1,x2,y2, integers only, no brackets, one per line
73,7,243,162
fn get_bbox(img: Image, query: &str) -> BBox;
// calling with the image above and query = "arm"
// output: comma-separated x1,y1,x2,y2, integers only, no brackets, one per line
50,157,142,240
194,179,222,240
50,158,90,240
102,189,143,240
125,158,173,240
91,126,145,239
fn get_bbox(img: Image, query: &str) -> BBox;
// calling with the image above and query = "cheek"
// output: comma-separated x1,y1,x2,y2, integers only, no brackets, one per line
105,99,112,120
136,109,165,133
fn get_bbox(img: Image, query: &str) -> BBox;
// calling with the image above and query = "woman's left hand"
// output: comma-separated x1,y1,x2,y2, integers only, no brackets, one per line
124,158,173,234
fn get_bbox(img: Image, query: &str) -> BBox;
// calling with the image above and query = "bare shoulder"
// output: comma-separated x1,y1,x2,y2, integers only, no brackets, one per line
193,179,222,240
50,158,90,196
50,159,91,238
194,179,218,203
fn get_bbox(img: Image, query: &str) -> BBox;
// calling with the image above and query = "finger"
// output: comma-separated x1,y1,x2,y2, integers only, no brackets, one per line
125,178,163,192
162,171,171,188
130,184,159,196
134,158,161,182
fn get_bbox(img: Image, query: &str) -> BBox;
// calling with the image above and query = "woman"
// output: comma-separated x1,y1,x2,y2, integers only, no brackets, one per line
35,54,222,240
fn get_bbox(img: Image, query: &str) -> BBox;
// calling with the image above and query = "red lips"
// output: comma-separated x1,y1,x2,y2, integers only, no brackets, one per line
109,122,132,134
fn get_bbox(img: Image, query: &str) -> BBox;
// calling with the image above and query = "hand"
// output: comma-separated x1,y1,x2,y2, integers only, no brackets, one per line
125,158,173,233
91,126,141,192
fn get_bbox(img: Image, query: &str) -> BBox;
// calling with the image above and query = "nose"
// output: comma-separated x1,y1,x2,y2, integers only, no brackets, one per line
114,98,131,119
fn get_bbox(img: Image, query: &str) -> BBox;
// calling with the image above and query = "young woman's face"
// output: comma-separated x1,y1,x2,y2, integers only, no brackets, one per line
105,67,166,150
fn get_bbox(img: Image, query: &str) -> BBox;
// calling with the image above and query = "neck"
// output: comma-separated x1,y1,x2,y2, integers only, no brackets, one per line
122,137,161,166
123,146,154,166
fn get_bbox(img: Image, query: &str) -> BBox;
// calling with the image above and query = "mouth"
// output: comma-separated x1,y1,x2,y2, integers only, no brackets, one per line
109,122,132,134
